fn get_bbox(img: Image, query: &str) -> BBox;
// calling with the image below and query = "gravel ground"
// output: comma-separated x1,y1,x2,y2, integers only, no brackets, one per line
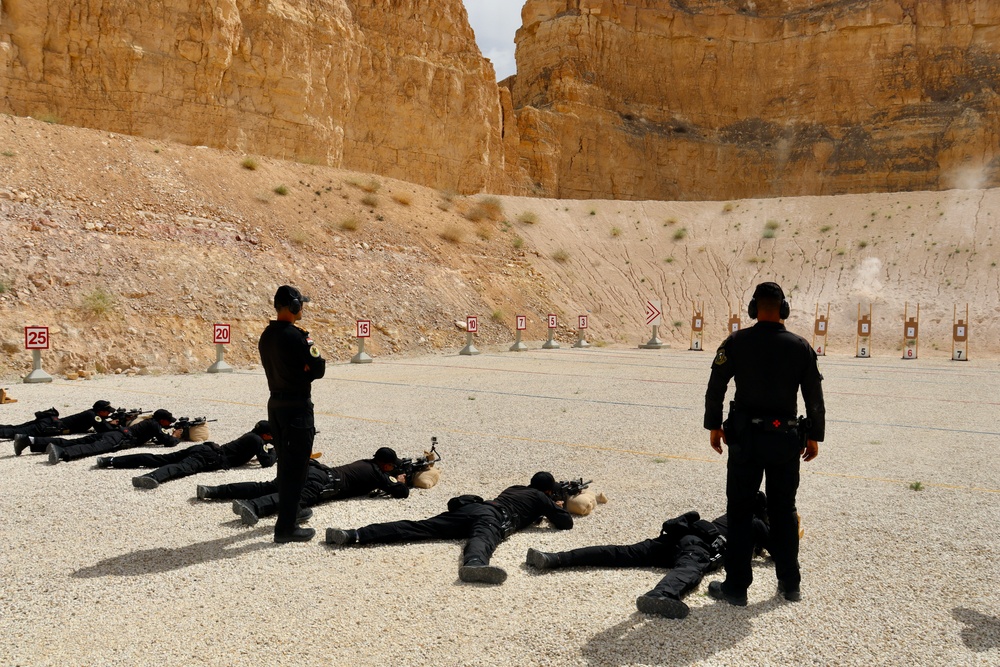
1,346,998,666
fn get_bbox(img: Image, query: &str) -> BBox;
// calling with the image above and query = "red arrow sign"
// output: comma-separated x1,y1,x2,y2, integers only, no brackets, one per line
645,300,663,326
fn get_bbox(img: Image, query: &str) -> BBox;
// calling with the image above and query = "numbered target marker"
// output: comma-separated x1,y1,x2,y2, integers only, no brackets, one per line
812,303,830,356
901,303,919,360
689,302,705,351
543,313,560,349
952,304,969,361
356,320,371,338
856,303,873,358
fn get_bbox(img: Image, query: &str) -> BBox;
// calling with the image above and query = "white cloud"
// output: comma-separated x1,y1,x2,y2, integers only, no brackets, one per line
463,1,522,80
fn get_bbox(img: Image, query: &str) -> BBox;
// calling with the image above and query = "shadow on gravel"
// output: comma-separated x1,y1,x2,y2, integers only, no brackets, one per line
582,599,781,666
71,527,272,578
952,608,1000,652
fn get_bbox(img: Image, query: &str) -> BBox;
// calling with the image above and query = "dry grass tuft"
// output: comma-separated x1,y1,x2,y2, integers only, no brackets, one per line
392,193,412,206
440,226,464,244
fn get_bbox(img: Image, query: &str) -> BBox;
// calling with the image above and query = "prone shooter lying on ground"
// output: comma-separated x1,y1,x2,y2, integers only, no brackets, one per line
6,400,119,451
525,492,771,619
22,409,182,464
197,446,420,526
96,420,275,489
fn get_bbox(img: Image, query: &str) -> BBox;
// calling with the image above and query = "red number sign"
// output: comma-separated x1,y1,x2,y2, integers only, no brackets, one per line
578,315,589,330
24,326,49,350
516,315,527,331
467,316,478,334
213,324,231,345
356,320,371,338
547,314,557,329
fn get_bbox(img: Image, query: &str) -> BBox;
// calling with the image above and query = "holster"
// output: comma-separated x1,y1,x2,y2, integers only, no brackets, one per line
722,401,749,442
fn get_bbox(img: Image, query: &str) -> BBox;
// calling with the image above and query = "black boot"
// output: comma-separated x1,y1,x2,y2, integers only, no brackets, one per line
275,527,315,543
525,548,562,570
196,485,219,500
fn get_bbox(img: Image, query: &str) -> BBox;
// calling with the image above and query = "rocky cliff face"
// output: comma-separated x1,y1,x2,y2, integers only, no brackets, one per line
512,0,1000,200
0,0,526,194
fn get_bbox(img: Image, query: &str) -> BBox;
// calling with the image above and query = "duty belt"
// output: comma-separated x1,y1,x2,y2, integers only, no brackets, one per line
485,501,516,537
750,417,798,433
269,391,311,401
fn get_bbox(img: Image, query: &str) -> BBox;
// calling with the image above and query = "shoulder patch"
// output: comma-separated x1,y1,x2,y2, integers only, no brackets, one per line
309,345,321,358
95,416,103,423
714,349,728,366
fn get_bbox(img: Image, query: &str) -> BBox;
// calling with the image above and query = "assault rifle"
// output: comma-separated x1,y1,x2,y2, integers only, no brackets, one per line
109,407,145,427
170,417,217,430
393,437,441,487
553,478,592,503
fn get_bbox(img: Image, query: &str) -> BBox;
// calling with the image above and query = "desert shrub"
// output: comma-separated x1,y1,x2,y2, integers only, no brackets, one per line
512,236,524,249
241,157,259,171
491,309,504,323
465,196,504,222
392,193,412,206
288,229,309,246
273,185,289,196
440,226,464,244
516,211,538,224
673,228,688,241
80,288,116,316
340,217,360,231
361,193,378,208
552,248,569,263
722,202,734,213
610,227,622,237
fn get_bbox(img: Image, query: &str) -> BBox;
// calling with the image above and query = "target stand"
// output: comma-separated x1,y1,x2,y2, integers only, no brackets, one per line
901,303,919,360
689,303,705,351
812,304,830,356
856,304,873,358
952,304,969,361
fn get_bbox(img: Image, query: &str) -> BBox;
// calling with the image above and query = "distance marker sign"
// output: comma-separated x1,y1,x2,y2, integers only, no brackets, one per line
213,324,231,345
357,320,371,338
24,326,49,350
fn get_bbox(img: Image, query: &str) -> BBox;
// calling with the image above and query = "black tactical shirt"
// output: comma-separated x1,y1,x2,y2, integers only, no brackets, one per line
258,320,326,398
704,321,825,441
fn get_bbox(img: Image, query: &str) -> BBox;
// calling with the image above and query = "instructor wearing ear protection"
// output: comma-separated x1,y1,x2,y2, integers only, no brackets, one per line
258,285,327,543
703,282,825,606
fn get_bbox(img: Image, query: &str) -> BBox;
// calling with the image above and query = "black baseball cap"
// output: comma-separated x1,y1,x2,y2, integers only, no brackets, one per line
152,409,174,422
273,285,311,310
752,282,785,301
93,400,112,412
253,420,271,435
374,447,402,467
530,471,556,493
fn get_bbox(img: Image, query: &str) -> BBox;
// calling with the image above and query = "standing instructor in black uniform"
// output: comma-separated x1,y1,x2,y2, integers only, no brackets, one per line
259,285,326,543
704,282,824,605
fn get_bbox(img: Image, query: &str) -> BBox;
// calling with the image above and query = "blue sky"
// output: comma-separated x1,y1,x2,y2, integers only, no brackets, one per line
463,2,522,80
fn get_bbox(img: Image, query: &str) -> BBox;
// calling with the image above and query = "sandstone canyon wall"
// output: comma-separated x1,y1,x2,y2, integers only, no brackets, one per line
512,0,1000,200
0,0,526,194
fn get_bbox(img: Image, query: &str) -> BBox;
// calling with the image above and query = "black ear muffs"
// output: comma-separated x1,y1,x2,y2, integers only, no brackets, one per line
288,297,302,315
748,298,790,320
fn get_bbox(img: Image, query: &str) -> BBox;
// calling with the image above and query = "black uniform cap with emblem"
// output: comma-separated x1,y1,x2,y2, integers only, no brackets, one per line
273,285,311,315
92,400,112,412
